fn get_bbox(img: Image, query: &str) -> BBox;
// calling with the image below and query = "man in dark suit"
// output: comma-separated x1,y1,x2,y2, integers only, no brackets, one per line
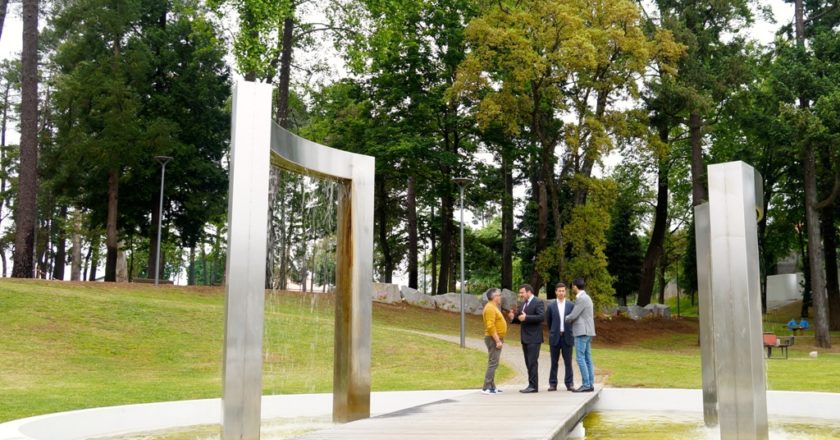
511,283,544,393
545,282,575,391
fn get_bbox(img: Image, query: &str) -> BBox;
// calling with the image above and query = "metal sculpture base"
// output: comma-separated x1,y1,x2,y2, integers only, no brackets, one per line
695,161,768,439
221,81,375,440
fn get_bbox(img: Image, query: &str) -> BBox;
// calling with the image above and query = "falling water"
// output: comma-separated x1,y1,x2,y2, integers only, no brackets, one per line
262,166,342,433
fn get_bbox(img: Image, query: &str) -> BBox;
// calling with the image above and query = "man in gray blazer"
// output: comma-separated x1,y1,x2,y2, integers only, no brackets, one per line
565,278,595,392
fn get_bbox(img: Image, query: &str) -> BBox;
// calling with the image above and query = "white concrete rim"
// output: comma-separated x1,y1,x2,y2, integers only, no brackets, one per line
2,388,839,440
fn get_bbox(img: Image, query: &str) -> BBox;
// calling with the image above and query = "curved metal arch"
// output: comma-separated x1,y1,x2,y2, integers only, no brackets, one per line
270,123,373,182
222,81,375,440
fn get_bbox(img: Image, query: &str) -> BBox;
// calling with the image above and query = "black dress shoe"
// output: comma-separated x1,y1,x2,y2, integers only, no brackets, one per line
519,388,538,393
566,385,575,391
547,386,557,391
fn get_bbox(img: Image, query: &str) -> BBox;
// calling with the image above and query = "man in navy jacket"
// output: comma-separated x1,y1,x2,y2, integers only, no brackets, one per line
545,283,575,391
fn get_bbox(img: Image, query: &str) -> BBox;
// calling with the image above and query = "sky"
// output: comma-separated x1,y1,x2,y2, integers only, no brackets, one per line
0,1,796,284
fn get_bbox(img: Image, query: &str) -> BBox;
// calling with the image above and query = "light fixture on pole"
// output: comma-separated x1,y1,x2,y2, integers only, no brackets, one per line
154,156,173,286
452,176,473,349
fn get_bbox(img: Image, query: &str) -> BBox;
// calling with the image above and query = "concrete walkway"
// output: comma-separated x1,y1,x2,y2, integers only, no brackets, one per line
294,331,601,440
295,385,601,440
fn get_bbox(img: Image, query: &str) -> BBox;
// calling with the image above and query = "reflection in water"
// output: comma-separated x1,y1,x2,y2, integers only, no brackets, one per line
583,411,840,439
93,416,333,440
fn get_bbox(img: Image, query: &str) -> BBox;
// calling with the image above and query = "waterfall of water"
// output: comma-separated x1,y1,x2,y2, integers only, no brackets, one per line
263,168,340,398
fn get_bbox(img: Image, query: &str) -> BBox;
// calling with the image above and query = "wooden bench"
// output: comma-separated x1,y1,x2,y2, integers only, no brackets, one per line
763,332,791,359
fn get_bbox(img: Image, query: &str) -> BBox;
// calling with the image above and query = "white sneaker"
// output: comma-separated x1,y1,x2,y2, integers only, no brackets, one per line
481,388,497,394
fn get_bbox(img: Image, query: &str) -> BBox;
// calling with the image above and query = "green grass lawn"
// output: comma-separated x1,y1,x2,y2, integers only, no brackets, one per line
591,324,840,392
0,280,512,422
3,279,839,424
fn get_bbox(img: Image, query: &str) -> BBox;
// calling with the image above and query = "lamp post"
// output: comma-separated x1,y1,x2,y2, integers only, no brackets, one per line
154,156,173,286
452,176,473,349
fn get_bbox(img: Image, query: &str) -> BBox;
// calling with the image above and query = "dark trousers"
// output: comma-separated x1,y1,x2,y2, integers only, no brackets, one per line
522,342,541,390
549,340,574,388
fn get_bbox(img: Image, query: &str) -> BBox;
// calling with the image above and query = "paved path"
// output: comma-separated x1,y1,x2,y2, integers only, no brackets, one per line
295,385,601,440
295,330,601,440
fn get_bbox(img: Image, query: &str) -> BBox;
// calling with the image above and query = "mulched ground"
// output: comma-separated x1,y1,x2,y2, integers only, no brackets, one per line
593,315,699,346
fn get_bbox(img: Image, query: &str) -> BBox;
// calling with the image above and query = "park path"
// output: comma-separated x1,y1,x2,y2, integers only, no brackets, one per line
297,329,601,440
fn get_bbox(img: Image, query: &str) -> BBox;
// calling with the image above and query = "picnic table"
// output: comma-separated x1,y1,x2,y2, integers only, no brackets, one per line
763,332,792,359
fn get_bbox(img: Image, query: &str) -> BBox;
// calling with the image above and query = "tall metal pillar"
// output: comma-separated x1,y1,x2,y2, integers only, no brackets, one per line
695,161,768,439
222,81,273,440
694,202,717,427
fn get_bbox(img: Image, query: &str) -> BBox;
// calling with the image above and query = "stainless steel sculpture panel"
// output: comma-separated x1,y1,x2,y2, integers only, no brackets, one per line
222,81,272,440
695,161,768,440
223,81,375,439
694,203,718,427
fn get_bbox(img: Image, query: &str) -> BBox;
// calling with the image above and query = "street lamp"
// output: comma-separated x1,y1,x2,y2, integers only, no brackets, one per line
154,156,173,286
452,176,473,349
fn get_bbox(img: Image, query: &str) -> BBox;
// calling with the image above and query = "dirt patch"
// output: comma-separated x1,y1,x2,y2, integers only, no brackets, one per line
588,316,699,346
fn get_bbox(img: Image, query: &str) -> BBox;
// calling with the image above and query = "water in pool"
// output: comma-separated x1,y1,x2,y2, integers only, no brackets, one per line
583,411,840,439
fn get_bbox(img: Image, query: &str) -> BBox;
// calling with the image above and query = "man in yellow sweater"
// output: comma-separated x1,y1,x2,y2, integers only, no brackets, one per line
482,288,513,394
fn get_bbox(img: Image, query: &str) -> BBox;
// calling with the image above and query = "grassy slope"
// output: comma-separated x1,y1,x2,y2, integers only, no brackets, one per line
0,280,512,422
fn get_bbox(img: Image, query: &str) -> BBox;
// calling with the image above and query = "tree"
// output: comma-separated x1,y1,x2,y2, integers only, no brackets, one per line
605,164,647,305
652,0,754,209
771,0,840,347
453,0,679,293
329,0,478,292
11,0,39,278
49,0,230,282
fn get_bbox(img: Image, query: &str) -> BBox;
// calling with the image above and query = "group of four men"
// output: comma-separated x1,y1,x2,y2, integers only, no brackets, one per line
481,278,596,394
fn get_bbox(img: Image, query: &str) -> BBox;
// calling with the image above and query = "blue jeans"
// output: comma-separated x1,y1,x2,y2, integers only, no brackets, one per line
575,335,594,388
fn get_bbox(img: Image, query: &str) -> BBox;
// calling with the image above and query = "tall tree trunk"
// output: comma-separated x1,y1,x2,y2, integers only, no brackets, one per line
12,0,39,279
657,256,667,304
188,245,196,285
38,217,50,279
529,180,548,290
147,194,160,279
0,80,5,277
430,205,437,294
501,151,514,290
376,176,393,283
407,175,418,288
804,142,830,347
0,0,9,41
638,127,670,306
52,206,67,280
276,17,294,128
279,177,288,290
201,240,208,285
821,207,840,330
265,15,293,287
436,194,453,295
573,89,608,206
796,0,830,347
689,111,707,206
449,230,457,293
88,235,100,281
1,76,9,226
758,188,771,313
70,213,82,281
104,169,119,282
